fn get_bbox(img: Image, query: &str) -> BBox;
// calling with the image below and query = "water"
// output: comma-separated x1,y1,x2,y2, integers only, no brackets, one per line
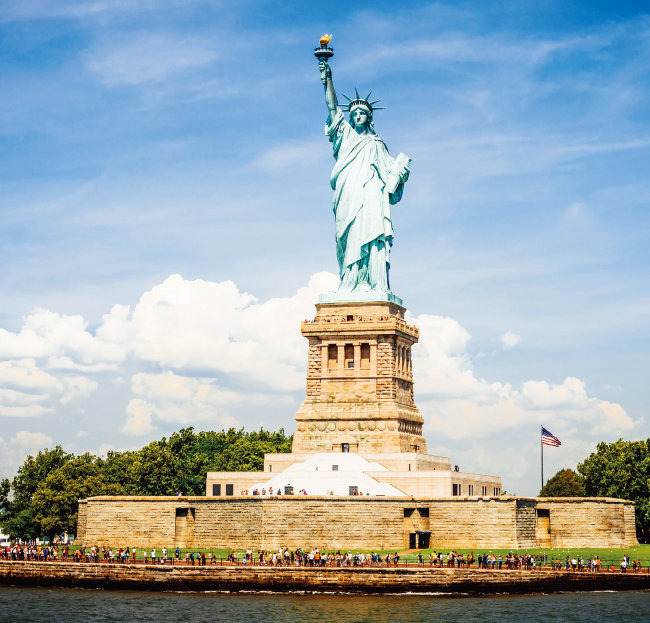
0,586,648,622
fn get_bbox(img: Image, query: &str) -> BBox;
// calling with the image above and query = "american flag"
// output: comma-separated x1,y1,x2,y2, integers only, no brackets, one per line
541,427,561,447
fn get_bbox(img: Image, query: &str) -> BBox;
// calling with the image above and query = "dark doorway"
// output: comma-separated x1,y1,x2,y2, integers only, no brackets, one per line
342,443,350,453
409,533,417,549
417,531,431,549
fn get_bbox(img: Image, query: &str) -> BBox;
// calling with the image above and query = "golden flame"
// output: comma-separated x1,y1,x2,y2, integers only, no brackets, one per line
319,34,332,46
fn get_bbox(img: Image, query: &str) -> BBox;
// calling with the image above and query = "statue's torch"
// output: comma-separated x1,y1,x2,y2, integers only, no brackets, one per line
314,34,334,82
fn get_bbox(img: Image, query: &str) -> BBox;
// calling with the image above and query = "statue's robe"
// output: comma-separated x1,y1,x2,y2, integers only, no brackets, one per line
326,109,404,292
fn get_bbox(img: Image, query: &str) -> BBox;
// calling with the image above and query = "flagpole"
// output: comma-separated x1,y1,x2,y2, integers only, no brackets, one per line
539,426,544,489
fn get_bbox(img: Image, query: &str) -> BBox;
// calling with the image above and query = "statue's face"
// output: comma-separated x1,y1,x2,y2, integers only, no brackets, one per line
351,107,370,132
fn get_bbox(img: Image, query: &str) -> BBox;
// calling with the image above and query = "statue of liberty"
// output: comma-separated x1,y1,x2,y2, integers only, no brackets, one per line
317,43,410,303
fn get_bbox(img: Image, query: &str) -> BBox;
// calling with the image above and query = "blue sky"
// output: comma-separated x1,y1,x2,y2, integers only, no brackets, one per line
0,1,648,496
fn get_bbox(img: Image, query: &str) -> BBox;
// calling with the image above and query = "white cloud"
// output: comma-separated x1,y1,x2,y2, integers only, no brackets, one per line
595,401,635,434
121,369,295,436
122,399,155,436
0,272,336,428
0,358,99,416
564,201,586,218
252,140,324,171
0,388,49,405
0,431,54,479
0,309,125,364
47,356,119,373
521,377,588,410
501,330,520,350
0,359,59,418
122,371,240,435
371,34,597,67
0,359,61,391
0,404,54,418
407,313,492,401
410,311,635,441
0,273,636,490
11,430,53,449
0,1,191,21
60,376,99,404
85,33,217,85
104,272,337,390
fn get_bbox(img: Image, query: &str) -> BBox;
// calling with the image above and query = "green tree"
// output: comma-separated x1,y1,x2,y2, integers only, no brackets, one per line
578,439,650,543
0,446,73,540
127,427,293,496
539,468,585,497
32,454,126,539
102,450,141,495
214,434,292,472
1,426,294,539
128,438,183,496
0,478,10,514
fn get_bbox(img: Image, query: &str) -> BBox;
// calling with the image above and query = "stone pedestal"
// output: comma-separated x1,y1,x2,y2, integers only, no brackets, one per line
292,301,427,454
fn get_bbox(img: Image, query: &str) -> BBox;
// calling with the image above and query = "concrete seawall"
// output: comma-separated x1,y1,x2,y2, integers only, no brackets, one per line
1,562,649,595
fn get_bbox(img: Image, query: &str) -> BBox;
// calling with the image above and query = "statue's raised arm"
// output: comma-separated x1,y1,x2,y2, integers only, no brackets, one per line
318,60,338,118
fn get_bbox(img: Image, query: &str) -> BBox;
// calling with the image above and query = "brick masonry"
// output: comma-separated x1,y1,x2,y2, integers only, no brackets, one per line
77,496,638,550
293,301,427,454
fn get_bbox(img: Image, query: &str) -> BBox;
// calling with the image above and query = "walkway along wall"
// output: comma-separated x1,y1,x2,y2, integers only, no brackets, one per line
76,496,637,550
2,561,649,595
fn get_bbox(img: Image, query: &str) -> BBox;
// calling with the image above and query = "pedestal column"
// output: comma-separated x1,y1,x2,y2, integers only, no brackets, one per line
293,300,427,454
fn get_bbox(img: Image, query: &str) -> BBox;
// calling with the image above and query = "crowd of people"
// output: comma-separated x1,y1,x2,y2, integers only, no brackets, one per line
548,554,643,573
240,488,371,496
230,549,400,567
421,551,539,569
0,543,644,573
1,544,57,561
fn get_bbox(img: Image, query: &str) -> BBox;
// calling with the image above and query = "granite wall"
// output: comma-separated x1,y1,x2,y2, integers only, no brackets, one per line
77,496,638,550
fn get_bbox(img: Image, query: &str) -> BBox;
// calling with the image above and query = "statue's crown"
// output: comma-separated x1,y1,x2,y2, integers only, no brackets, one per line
342,89,384,114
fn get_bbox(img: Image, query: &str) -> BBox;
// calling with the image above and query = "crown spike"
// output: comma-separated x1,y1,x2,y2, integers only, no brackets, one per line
344,89,384,114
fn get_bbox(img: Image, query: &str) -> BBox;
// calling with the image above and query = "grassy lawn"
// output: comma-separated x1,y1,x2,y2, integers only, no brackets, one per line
55,545,231,561
395,544,650,566
56,544,650,566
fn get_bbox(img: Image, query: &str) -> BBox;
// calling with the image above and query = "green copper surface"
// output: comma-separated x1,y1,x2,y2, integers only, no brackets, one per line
317,53,410,304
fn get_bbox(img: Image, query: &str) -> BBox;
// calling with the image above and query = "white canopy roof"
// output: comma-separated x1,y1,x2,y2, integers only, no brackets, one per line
249,453,405,497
